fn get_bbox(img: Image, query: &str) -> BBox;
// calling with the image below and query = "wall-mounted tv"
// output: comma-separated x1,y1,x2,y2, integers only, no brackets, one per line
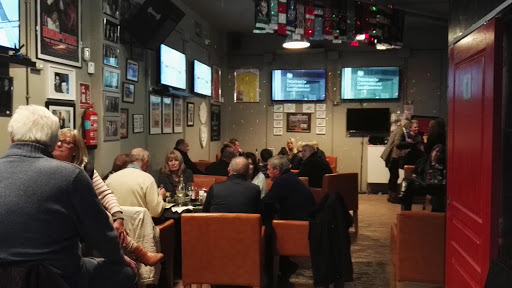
193,60,212,96
272,69,326,101
159,44,186,90
341,67,400,100
346,108,390,135
0,0,20,50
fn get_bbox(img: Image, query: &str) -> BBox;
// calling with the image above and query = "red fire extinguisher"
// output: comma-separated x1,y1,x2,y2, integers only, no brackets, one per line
82,104,98,149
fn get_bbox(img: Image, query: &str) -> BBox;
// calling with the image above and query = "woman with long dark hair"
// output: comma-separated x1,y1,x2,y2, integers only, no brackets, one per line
243,152,266,197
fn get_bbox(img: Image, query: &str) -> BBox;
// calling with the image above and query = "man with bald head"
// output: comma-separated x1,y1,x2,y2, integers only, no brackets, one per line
203,157,261,213
106,148,166,217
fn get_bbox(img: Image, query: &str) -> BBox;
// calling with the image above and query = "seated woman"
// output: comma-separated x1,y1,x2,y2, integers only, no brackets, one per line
286,138,301,170
157,150,194,197
52,129,163,266
103,153,130,180
243,152,266,197
291,141,304,170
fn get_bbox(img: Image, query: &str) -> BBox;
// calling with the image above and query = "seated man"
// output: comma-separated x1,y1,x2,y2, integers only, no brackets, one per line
259,148,273,178
298,144,332,188
229,138,243,156
174,138,203,174
106,148,166,218
205,146,237,176
203,157,261,213
0,105,136,288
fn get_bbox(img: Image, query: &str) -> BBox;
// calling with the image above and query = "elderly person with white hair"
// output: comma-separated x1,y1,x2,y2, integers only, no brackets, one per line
0,105,136,288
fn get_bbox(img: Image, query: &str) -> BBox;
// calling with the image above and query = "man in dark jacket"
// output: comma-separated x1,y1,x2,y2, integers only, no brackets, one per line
174,139,203,174
205,146,237,176
298,144,333,188
203,157,261,213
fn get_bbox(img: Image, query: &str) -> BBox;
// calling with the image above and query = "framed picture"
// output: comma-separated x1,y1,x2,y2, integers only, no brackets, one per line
149,94,162,135
103,44,119,67
133,114,144,133
104,116,120,141
187,102,195,127
273,128,283,136
174,97,183,133
45,101,76,130
316,104,326,111
103,67,121,92
126,60,139,82
47,64,76,101
316,110,326,119
316,118,326,127
274,104,283,112
211,104,221,141
0,76,13,117
120,108,128,138
316,126,326,135
122,82,135,103
104,18,120,43
212,66,221,102
303,104,315,113
103,0,119,19
273,120,283,128
234,69,259,103
162,96,173,134
284,103,296,113
79,82,91,109
36,0,82,67
411,115,439,136
286,113,311,133
104,92,120,116
274,113,283,120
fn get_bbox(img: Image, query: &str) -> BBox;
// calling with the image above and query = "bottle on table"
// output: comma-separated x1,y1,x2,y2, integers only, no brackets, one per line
176,175,185,198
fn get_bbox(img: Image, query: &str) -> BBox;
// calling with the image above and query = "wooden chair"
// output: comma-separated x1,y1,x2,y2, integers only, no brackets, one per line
181,213,264,287
325,155,337,173
193,161,213,173
299,176,309,187
155,219,175,288
193,177,216,190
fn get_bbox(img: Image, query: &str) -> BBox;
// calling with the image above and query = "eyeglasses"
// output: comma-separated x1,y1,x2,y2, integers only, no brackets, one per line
57,139,74,147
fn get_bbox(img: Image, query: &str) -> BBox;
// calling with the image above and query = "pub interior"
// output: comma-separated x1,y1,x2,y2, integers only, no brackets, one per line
1,0,512,288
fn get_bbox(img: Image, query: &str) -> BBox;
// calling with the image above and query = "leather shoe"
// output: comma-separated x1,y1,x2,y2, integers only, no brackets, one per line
129,244,164,266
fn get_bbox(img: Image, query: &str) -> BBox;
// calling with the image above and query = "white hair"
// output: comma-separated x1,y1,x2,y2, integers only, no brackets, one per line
8,105,60,151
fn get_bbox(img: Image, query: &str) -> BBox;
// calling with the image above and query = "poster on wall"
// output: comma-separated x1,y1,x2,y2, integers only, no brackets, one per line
212,66,222,102
37,0,82,67
211,104,221,141
234,69,259,103
79,82,91,109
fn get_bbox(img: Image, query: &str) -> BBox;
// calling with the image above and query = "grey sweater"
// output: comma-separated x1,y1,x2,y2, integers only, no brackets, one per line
0,143,124,287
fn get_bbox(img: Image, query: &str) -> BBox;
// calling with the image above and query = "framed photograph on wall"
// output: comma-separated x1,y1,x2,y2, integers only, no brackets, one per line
212,66,221,102
126,60,139,82
162,96,173,134
0,76,13,117
286,113,311,133
120,108,128,138
104,18,120,43
133,114,144,133
187,102,194,127
173,97,183,133
234,69,259,103
149,94,161,135
103,44,119,67
45,101,76,130
122,82,135,103
104,116,120,141
36,0,82,67
47,64,76,101
104,92,120,116
211,104,221,141
103,67,120,92
102,0,120,19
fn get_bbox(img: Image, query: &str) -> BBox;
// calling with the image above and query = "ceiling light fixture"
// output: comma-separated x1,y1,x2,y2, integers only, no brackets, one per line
282,33,310,49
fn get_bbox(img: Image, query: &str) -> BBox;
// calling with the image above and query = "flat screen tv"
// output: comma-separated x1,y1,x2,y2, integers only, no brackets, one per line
346,108,390,135
193,60,212,96
159,44,186,90
341,67,400,100
272,69,326,101
0,0,20,50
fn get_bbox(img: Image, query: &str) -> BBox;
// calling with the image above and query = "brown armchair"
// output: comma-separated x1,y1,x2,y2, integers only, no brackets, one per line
155,219,175,288
193,161,213,173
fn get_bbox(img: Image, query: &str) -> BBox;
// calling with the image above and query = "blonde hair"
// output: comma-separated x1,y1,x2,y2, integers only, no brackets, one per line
59,129,88,167
287,138,297,154
160,150,185,175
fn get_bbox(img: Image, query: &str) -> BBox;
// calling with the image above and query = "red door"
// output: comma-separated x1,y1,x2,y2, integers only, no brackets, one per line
446,19,502,288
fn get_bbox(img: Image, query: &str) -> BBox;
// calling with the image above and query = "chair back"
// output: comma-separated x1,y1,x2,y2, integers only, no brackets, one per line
193,161,213,173
266,178,273,192
193,177,216,190
325,155,337,173
193,175,227,186
322,173,358,212
181,213,263,287
273,220,310,257
290,169,299,174
299,177,309,187
155,219,175,288
404,165,415,179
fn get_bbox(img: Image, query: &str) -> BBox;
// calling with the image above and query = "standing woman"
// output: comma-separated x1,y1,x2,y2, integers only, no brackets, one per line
158,150,194,197
243,152,266,197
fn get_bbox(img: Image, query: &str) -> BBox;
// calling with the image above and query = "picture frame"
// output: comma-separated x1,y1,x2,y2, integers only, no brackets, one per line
0,76,13,117
274,113,283,120
316,110,326,119
120,108,128,138
126,60,139,82
103,44,119,67
316,118,326,127
133,114,144,133
47,64,76,101
273,128,283,136
316,103,326,111
173,97,183,133
316,126,326,135
211,104,221,141
103,18,120,43
45,100,76,130
284,103,296,113
234,69,259,103
149,94,162,135
286,113,311,133
122,82,135,103
104,116,120,141
303,104,315,113
273,120,283,128
212,66,222,102
102,0,120,19
187,102,195,127
103,67,121,92
36,0,82,67
273,104,283,112
162,97,173,134
103,92,120,116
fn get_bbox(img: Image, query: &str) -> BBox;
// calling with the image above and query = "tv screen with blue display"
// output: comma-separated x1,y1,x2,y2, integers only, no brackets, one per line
341,67,400,100
193,60,212,96
0,0,20,50
272,69,326,101
159,44,186,90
